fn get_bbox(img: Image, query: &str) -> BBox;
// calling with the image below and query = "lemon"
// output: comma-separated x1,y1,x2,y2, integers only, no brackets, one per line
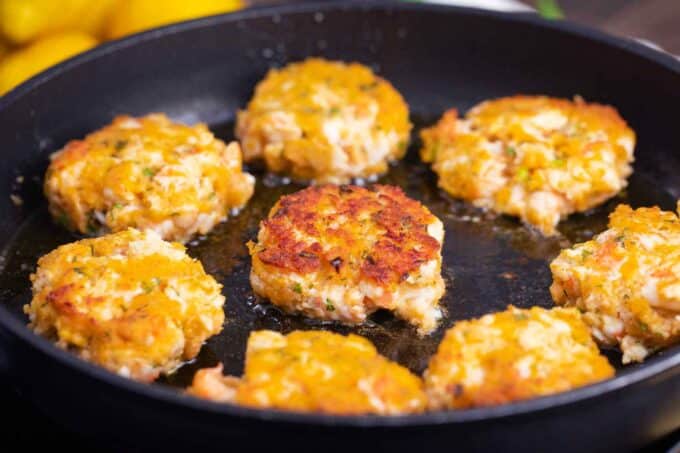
107,0,244,39
0,32,97,94
0,38,10,60
0,0,117,44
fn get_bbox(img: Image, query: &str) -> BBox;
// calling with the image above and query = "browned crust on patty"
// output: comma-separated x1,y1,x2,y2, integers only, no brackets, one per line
254,184,440,287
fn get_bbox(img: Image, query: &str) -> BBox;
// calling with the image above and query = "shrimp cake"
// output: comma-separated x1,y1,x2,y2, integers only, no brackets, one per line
420,96,635,235
248,184,445,334
188,330,427,415
551,204,680,363
25,228,225,381
45,113,255,243
424,306,614,409
236,58,412,183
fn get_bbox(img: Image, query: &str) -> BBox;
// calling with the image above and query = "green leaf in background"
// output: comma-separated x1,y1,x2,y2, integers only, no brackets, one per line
536,0,565,20
401,0,564,19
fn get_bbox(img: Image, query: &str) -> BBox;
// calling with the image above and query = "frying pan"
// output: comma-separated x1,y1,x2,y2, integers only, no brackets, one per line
1,1,679,451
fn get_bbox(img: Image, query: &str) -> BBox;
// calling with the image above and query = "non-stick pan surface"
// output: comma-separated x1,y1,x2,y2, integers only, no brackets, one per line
0,2,679,452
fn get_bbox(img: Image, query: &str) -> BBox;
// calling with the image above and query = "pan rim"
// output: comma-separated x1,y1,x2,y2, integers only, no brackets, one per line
1,0,679,428
1,0,679,109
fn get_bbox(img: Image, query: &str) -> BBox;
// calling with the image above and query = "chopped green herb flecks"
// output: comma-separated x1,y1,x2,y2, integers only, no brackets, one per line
505,146,516,157
57,212,71,229
142,167,156,178
110,203,123,221
513,312,528,321
141,278,160,294
429,141,441,161
292,283,302,294
552,158,566,168
73,267,86,276
359,81,378,91
516,167,529,181
536,0,564,20
325,298,335,312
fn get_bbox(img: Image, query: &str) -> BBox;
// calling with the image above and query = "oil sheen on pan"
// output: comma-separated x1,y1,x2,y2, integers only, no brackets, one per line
0,117,676,387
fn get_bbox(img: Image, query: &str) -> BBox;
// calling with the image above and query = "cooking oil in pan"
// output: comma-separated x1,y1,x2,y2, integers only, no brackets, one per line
0,118,675,386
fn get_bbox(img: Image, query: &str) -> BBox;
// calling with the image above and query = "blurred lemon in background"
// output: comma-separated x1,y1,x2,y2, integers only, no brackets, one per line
107,0,244,39
0,38,9,61
0,0,246,95
0,0,117,44
0,32,97,94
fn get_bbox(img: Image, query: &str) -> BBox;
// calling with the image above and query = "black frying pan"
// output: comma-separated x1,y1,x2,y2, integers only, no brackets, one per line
1,2,679,451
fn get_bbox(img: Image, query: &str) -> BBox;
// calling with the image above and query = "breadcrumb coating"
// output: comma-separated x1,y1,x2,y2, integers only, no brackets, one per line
45,113,254,243
424,305,614,409
25,228,225,381
551,203,680,363
236,58,411,183
248,184,445,334
188,330,427,415
420,96,635,235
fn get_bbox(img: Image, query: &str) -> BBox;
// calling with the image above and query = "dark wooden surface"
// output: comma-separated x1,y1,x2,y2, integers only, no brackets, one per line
523,0,680,54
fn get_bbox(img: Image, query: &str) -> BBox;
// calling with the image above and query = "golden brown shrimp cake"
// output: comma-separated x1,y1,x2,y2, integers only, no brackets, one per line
551,203,680,363
424,306,614,409
236,58,411,183
45,113,254,243
25,228,225,381
188,330,427,415
420,96,635,235
248,184,445,335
